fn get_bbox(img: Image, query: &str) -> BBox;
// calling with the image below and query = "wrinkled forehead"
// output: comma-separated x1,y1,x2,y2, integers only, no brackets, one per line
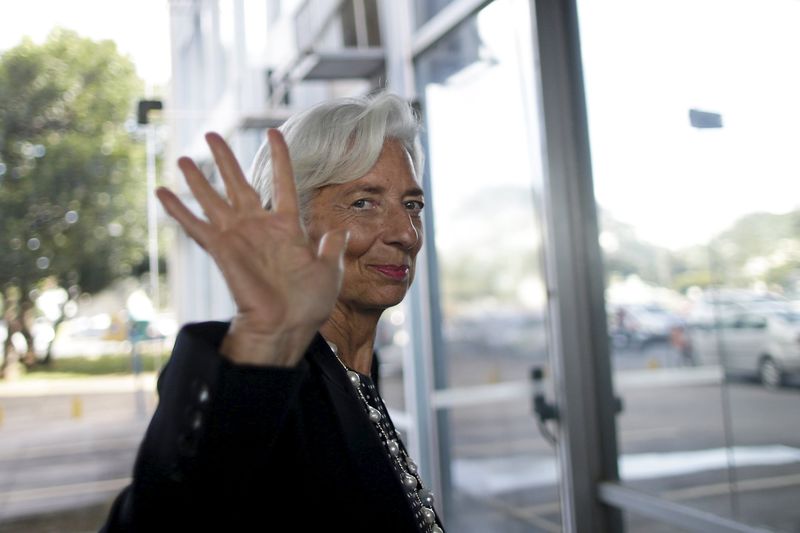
336,140,421,191
298,139,422,220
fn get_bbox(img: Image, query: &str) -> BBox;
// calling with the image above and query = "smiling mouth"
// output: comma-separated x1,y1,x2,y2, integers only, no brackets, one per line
370,265,410,281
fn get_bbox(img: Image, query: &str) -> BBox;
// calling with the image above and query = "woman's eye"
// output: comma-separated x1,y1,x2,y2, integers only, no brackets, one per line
405,200,424,213
352,199,376,210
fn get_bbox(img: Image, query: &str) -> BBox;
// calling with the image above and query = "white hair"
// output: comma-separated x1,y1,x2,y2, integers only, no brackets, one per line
250,92,423,220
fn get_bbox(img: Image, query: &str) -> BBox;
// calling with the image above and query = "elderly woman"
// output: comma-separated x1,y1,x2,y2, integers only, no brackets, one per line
102,93,444,532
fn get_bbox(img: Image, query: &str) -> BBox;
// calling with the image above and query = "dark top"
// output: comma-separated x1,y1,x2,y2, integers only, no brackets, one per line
101,321,444,532
355,371,432,531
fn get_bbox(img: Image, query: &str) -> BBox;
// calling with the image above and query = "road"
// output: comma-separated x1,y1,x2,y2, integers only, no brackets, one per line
0,376,157,531
0,349,798,532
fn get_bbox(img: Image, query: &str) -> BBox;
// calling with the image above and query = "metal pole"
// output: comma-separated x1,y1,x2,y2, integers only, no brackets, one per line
531,0,623,530
146,124,160,311
378,0,447,512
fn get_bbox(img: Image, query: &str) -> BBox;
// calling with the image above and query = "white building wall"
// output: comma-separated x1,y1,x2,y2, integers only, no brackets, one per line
166,0,380,324
167,0,268,324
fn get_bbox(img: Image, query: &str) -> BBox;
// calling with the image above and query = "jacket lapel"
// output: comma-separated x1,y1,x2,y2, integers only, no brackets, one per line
306,334,418,527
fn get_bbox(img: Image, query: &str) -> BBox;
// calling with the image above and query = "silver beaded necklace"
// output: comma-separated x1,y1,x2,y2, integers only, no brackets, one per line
327,341,442,533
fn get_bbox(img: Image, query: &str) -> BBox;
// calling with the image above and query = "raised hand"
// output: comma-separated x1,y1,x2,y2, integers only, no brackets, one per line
156,130,348,367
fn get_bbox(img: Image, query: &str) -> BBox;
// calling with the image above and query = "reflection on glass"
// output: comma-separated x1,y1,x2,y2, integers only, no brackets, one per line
416,0,559,530
444,402,562,533
414,0,458,28
377,305,408,412
580,0,800,530
625,514,686,533
417,0,546,390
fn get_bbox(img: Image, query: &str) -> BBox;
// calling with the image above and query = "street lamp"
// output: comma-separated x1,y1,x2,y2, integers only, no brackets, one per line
137,99,163,312
690,106,743,515
132,99,163,418
689,108,723,129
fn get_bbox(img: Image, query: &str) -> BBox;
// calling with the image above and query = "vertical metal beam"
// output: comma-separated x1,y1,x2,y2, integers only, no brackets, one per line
530,0,623,531
411,0,493,57
378,0,416,95
378,0,445,512
353,0,369,48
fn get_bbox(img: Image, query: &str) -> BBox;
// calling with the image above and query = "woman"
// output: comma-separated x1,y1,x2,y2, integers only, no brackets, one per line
102,93,444,532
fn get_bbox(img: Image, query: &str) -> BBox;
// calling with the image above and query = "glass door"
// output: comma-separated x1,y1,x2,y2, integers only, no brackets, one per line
412,0,563,530
578,0,800,530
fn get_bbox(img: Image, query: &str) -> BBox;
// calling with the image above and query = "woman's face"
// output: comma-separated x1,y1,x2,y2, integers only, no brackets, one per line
306,140,424,313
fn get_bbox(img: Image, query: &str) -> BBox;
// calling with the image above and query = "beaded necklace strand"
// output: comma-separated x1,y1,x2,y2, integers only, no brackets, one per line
328,342,442,533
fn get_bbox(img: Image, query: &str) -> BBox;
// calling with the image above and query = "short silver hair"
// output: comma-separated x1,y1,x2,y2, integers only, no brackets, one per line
250,92,423,219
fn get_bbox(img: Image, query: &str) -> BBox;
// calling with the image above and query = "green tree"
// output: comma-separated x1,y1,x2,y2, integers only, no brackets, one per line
0,29,147,372
703,210,800,290
598,209,675,287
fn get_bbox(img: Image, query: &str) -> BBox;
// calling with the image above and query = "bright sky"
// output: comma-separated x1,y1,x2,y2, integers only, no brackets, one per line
0,0,172,89
426,0,800,251
2,0,799,251
579,0,800,249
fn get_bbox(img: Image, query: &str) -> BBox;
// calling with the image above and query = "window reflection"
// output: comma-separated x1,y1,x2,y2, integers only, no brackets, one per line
580,0,800,529
417,0,546,390
414,0,459,28
416,0,559,530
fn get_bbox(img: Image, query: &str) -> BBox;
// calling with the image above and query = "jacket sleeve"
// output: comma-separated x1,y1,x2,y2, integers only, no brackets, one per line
100,321,310,531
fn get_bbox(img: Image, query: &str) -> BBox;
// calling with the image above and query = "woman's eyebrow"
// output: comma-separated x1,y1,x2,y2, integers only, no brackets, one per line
343,185,424,197
347,185,384,195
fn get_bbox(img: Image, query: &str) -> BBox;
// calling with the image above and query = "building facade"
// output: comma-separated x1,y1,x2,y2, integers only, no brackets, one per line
167,1,800,531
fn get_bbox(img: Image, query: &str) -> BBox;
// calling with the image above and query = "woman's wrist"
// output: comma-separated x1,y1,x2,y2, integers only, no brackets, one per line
219,322,314,367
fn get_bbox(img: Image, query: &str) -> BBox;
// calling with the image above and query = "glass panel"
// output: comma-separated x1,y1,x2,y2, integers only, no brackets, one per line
415,0,559,530
377,304,408,412
578,0,800,529
416,0,547,390
625,514,686,533
414,0,459,28
443,402,562,533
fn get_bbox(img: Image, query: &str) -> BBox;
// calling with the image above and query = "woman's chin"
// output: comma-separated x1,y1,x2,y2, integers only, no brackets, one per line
348,291,409,313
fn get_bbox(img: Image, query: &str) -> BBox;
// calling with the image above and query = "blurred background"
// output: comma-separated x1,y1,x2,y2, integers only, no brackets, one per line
0,0,799,532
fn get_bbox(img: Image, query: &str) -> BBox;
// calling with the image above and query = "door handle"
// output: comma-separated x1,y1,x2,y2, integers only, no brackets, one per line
530,366,558,446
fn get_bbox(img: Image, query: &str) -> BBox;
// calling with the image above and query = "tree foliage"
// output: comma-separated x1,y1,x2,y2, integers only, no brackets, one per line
0,29,147,295
0,29,147,366
600,208,800,294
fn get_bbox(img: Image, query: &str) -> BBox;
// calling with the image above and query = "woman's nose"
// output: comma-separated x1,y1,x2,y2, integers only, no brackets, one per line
383,208,420,249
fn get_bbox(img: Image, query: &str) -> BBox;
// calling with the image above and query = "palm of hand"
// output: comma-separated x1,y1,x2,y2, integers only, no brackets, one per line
156,130,347,366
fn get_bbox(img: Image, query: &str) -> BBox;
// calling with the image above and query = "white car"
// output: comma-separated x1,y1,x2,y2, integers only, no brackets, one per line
691,309,800,388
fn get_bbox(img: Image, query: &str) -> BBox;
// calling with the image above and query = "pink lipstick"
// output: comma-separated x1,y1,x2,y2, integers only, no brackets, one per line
371,265,410,281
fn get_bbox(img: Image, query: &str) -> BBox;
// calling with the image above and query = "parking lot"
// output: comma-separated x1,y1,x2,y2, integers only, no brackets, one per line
0,345,798,532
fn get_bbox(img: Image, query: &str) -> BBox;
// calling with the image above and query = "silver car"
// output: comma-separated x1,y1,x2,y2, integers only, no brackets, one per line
692,309,800,388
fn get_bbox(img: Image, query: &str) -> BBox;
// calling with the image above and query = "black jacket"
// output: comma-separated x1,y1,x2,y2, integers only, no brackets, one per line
101,321,442,532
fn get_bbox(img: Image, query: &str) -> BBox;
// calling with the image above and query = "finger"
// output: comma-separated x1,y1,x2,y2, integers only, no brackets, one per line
178,156,231,225
205,132,262,210
156,187,211,248
268,129,301,221
317,229,349,272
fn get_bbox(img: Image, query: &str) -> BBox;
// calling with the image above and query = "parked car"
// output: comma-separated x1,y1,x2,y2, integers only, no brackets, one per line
689,308,800,388
608,304,682,351
685,289,788,330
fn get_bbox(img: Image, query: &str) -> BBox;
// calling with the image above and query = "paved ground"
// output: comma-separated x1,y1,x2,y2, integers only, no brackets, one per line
1,346,798,532
0,375,156,530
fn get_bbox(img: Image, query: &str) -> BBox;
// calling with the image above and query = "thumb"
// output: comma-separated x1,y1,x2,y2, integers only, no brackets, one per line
317,229,349,271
